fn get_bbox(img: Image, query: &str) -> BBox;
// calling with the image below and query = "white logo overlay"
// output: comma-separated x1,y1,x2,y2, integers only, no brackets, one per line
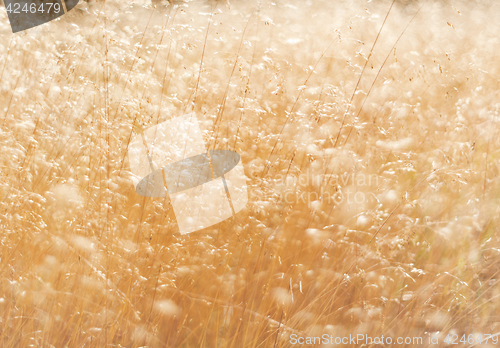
128,114,248,234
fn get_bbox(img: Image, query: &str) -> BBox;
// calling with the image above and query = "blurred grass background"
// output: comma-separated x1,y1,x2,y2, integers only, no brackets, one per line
1,0,500,346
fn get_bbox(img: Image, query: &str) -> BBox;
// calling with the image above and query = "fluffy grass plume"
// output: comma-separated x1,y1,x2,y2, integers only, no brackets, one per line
1,0,500,346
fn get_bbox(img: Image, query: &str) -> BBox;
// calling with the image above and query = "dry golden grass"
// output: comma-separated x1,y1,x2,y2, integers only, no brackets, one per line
1,0,500,346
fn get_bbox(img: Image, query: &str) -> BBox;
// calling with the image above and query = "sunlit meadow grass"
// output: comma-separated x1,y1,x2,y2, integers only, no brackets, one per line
1,0,500,346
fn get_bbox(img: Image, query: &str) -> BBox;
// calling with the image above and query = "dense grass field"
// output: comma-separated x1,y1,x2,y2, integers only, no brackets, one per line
1,0,500,346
